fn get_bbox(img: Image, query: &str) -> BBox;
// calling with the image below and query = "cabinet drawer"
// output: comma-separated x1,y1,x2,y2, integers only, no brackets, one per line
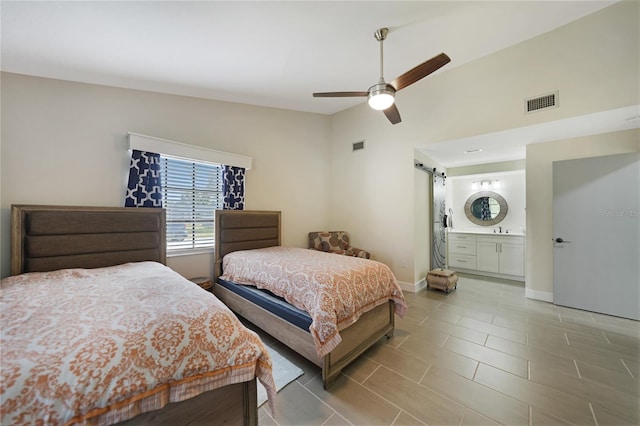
476,235,524,245
448,233,477,243
448,241,476,255
448,254,477,270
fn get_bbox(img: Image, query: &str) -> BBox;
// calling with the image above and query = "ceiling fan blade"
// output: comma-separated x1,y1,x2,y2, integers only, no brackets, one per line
313,91,369,98
390,53,451,91
383,104,402,125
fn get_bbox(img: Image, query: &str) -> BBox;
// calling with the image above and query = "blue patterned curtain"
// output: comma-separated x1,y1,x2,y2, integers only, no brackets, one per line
124,150,162,207
222,165,245,210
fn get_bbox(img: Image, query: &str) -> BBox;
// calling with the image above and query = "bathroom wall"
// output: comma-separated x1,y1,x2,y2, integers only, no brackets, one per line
445,170,526,234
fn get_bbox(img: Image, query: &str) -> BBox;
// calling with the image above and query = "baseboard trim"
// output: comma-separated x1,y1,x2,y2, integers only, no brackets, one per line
525,288,553,303
399,278,426,293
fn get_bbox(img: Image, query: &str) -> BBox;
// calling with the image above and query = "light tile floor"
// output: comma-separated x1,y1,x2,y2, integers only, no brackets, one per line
253,274,640,426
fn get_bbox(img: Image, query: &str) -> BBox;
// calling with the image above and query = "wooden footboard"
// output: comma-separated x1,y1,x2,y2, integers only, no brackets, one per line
323,301,394,388
119,379,257,425
215,282,393,388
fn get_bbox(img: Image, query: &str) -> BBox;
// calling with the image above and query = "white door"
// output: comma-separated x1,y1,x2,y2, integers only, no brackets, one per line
553,152,639,320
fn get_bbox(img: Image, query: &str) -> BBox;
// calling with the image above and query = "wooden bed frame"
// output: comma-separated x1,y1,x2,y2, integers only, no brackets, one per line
213,209,394,388
10,204,259,426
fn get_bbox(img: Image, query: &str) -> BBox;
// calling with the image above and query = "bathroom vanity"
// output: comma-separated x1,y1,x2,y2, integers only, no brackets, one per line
447,231,525,282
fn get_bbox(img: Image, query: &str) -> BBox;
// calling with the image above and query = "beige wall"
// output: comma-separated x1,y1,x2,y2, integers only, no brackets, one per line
525,128,640,300
1,2,637,291
0,73,331,278
328,1,638,286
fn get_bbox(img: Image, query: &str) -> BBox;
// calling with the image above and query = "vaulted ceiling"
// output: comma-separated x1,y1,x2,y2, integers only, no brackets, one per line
1,1,618,116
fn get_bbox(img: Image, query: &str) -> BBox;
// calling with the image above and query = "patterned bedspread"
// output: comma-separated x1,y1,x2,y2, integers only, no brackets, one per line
0,262,275,425
220,247,407,357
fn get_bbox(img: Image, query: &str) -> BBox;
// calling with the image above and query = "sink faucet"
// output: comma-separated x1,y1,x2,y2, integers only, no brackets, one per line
499,226,502,233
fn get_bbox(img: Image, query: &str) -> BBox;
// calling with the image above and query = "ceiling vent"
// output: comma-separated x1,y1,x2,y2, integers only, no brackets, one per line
525,91,558,113
352,140,365,151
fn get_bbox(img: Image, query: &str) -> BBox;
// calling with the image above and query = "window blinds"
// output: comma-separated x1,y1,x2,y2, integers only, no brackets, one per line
160,155,223,252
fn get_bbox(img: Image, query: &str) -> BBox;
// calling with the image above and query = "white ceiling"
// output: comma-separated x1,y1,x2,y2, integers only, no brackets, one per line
2,1,635,167
1,0,618,115
422,105,640,168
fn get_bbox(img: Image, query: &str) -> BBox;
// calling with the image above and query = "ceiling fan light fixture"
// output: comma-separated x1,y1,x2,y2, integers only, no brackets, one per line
368,83,395,110
313,27,449,124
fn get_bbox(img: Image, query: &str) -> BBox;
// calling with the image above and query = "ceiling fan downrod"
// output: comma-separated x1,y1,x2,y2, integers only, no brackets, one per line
368,28,395,110
374,28,388,83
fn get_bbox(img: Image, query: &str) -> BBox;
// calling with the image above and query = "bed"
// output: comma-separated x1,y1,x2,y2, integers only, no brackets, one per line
213,210,407,388
2,204,275,426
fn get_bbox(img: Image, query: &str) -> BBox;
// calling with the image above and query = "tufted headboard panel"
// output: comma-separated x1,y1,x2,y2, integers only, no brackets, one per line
214,210,281,281
11,205,166,275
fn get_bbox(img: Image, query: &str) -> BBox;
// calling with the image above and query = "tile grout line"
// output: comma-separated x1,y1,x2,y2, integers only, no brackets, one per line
418,363,433,384
389,410,403,426
601,331,611,345
528,405,533,426
300,371,322,387
471,361,480,381
345,369,440,425
563,332,571,346
263,409,282,426
441,334,451,349
387,334,409,350
588,402,599,426
573,359,583,379
396,409,428,426
360,362,382,384
299,378,354,426
620,359,635,379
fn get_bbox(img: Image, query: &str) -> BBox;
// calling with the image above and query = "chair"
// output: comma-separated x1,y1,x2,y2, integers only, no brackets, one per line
308,231,371,259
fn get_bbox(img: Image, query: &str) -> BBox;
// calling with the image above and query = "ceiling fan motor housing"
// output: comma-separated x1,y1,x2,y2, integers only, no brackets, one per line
368,82,396,110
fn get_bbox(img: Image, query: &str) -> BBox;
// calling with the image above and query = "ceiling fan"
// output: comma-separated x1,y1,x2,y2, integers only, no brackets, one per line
313,28,450,125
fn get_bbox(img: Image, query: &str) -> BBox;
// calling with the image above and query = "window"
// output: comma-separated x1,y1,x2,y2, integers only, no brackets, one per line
160,155,223,252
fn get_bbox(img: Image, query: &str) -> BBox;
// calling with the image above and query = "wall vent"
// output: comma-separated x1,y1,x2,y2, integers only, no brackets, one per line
525,91,558,113
352,140,365,151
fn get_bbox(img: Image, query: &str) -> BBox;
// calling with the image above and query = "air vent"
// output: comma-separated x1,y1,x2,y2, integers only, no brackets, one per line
525,91,558,113
352,140,365,151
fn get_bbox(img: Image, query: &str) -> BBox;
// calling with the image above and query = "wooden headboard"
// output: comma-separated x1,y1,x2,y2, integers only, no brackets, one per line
11,205,166,275
214,210,281,281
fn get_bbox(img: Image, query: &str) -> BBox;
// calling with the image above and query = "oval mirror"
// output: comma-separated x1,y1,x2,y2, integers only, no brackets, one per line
464,191,508,226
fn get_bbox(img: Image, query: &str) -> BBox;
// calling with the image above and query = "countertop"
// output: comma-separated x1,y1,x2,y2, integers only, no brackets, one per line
447,229,526,237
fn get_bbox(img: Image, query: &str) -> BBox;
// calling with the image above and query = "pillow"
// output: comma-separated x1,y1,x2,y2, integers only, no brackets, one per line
319,232,349,252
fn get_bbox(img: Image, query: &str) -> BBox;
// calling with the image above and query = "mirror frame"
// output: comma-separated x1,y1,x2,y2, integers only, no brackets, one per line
464,191,508,226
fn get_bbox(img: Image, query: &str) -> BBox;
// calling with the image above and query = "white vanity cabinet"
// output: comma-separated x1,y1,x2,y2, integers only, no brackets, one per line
447,233,477,270
447,232,525,281
476,235,525,276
